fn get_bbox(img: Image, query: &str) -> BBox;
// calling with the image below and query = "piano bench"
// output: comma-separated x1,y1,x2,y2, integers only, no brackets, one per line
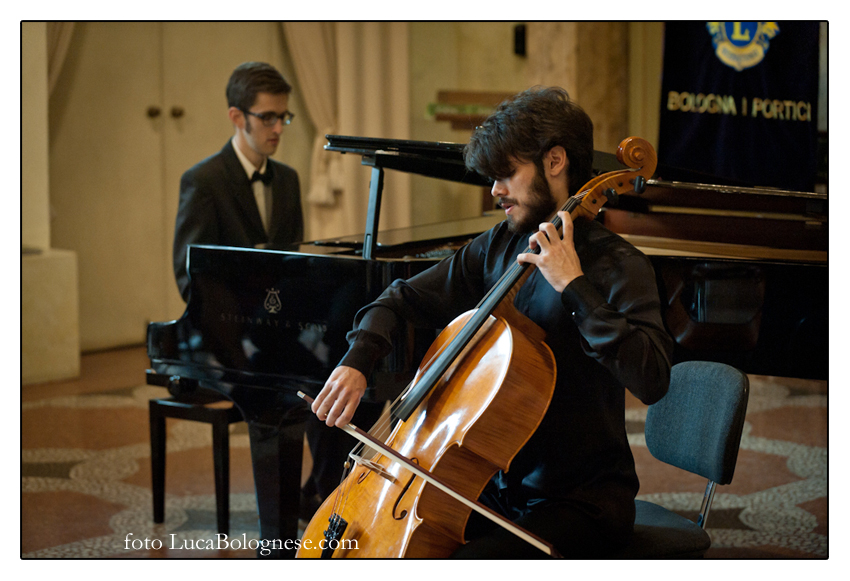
149,396,243,535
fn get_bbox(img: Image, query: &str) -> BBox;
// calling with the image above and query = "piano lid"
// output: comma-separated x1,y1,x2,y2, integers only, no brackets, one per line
325,134,468,158
325,134,491,187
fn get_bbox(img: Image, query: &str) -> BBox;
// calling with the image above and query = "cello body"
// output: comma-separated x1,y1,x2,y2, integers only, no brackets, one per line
296,305,556,558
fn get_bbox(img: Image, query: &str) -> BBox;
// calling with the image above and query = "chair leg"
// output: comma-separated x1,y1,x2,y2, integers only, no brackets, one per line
697,480,717,528
212,415,231,536
150,401,166,524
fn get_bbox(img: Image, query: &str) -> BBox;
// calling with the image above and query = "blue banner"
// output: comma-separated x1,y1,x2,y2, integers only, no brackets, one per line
657,22,820,192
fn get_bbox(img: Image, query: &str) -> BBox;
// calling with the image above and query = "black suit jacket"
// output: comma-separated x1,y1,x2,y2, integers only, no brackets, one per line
173,139,304,301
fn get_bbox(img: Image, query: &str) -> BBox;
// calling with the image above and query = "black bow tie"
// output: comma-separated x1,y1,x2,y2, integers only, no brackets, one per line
251,166,273,186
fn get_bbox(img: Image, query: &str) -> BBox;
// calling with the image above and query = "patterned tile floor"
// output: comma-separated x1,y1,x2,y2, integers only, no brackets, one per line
21,347,828,559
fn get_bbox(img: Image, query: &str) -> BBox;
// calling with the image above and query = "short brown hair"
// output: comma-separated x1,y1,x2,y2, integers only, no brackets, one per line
464,86,594,196
226,62,292,111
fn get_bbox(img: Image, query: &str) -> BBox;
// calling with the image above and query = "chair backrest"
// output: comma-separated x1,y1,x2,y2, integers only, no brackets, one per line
645,361,749,485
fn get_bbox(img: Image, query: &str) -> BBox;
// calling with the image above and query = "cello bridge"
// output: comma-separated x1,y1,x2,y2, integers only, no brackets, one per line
350,453,398,485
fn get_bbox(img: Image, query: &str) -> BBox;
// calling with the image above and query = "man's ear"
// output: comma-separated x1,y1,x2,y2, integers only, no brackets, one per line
228,106,245,129
545,146,569,178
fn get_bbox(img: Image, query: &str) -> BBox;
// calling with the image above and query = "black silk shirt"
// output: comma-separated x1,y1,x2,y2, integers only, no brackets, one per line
339,218,673,526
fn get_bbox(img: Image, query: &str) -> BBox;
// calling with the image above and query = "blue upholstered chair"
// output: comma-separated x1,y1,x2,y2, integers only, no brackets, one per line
615,361,750,558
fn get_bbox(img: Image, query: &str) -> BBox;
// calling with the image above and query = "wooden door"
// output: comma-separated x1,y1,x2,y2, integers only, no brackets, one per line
49,22,286,349
49,22,165,351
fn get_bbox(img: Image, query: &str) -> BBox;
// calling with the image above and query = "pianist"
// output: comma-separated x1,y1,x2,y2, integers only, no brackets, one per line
309,86,673,558
173,61,348,517
173,61,303,302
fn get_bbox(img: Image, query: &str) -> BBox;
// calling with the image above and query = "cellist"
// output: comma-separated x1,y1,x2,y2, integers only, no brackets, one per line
310,86,674,558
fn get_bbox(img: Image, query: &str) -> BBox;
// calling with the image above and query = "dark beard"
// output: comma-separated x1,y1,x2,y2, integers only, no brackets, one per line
506,170,558,234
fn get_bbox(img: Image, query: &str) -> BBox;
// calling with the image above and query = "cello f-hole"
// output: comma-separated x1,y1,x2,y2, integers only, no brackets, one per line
392,458,420,520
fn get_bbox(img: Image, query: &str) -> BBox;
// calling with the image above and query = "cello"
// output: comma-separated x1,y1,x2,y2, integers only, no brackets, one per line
297,136,657,558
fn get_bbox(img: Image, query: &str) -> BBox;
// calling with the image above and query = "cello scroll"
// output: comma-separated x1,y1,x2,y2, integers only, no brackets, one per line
569,136,657,223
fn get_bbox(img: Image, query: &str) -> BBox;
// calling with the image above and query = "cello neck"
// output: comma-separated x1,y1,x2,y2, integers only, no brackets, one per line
393,195,582,422
481,193,584,312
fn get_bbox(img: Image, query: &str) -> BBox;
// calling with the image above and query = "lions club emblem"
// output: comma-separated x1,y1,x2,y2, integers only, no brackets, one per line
707,22,780,72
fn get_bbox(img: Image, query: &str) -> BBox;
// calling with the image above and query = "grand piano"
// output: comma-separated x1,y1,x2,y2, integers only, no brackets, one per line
147,135,827,557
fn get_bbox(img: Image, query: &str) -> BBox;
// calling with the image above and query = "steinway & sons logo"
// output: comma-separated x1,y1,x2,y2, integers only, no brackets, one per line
264,288,282,314
217,288,328,333
707,22,779,72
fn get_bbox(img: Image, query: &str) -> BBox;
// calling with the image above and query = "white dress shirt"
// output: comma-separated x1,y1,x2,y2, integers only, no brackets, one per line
231,137,271,233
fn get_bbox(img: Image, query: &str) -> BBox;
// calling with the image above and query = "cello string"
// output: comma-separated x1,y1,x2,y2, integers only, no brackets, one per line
330,403,396,518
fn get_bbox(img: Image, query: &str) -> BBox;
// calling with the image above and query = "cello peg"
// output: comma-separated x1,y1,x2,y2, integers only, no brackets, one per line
632,175,647,194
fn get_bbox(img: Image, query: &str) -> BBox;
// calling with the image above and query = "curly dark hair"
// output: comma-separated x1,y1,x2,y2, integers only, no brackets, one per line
226,62,292,111
464,86,594,196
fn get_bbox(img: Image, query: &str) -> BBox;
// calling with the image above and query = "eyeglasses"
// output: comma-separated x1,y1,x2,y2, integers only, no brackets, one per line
242,109,295,127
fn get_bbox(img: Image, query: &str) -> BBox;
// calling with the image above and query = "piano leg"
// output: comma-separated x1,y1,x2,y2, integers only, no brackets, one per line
246,420,305,558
